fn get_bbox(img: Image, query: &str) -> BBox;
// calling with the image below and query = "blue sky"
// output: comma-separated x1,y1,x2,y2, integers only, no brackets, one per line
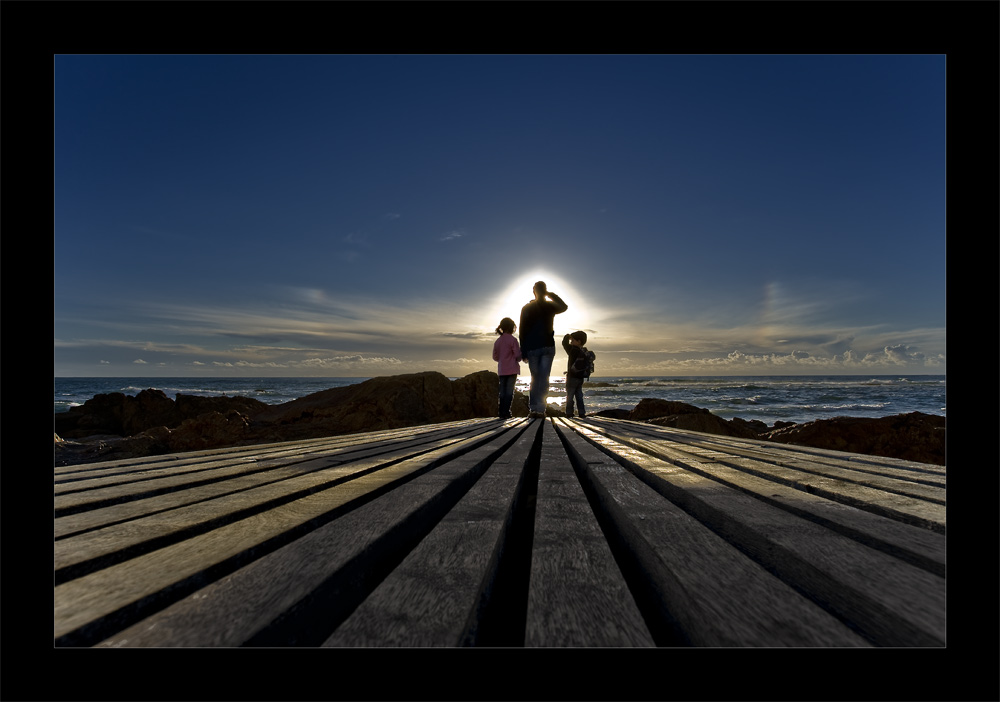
54,54,946,378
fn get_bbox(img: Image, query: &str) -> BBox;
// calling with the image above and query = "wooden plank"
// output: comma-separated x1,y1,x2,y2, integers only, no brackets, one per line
54,434,361,483
665,441,947,502
54,418,496,478
86,420,530,647
54,440,358,492
54,420,498,538
551,420,871,647
588,418,947,490
57,420,526,646
573,421,945,578
524,420,655,647
54,419,495,509
322,419,543,647
591,417,947,478
581,419,946,533
54,427,505,581
562,420,946,646
54,424,520,584
54,414,947,648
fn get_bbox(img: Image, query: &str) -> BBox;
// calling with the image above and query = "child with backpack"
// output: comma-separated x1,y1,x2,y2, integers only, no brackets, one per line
493,317,522,419
562,330,595,418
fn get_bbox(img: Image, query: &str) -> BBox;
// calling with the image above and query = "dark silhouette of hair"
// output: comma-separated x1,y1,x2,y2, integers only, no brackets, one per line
496,317,517,335
571,330,588,345
533,280,547,296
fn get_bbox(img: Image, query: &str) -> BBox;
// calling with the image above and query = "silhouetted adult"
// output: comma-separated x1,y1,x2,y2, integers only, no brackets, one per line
519,281,568,417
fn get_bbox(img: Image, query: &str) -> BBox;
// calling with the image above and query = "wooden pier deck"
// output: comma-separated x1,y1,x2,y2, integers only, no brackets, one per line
54,416,946,648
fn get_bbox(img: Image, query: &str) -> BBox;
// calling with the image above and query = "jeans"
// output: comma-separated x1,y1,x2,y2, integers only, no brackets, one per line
525,347,555,413
565,375,586,417
498,374,517,418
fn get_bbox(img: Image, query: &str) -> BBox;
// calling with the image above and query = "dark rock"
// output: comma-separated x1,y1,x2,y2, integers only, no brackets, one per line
764,411,945,465
54,433,129,466
507,391,566,418
594,408,631,419
55,411,257,465
626,398,758,439
110,426,173,459
55,392,130,438
54,389,269,439
165,410,256,453
120,389,178,435
628,399,709,421
647,412,760,439
730,417,770,435
452,370,501,419
544,403,566,418
250,371,499,442
511,391,529,417
174,394,270,424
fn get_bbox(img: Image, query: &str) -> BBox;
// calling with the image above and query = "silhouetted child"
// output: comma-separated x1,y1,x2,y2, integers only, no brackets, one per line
562,330,592,417
493,317,522,419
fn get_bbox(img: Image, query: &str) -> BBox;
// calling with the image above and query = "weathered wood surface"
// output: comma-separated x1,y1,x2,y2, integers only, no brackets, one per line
54,415,946,647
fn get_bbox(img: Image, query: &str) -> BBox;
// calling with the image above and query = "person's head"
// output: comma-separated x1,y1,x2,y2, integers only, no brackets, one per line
570,330,587,346
496,317,516,336
533,280,547,300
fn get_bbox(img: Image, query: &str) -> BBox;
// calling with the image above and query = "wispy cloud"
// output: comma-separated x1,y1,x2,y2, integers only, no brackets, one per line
342,232,368,245
437,330,494,341
298,355,403,367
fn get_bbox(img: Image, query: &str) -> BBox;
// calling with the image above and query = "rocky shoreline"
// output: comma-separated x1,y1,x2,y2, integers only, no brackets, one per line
54,370,946,466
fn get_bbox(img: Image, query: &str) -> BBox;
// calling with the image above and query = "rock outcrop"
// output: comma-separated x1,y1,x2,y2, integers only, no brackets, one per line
54,389,269,439
627,398,760,439
628,399,708,421
249,370,499,442
764,411,945,465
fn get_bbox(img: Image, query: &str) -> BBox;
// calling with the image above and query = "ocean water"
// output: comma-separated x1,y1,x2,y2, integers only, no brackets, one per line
54,374,946,427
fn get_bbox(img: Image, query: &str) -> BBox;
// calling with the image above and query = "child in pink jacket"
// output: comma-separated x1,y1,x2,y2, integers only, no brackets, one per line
492,317,522,419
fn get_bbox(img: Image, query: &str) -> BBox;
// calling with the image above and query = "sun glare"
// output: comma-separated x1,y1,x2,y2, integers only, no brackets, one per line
490,270,591,338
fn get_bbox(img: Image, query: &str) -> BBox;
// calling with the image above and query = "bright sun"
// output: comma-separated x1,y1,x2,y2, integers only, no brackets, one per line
489,269,591,338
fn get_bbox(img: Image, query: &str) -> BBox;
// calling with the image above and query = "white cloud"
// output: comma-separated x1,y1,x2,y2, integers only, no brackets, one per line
298,355,403,367
883,344,924,365
607,342,945,374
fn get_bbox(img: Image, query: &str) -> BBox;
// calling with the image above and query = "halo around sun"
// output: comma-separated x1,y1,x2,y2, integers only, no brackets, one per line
489,269,591,337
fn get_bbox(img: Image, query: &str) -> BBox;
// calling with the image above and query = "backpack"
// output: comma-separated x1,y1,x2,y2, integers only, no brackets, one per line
571,348,596,378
